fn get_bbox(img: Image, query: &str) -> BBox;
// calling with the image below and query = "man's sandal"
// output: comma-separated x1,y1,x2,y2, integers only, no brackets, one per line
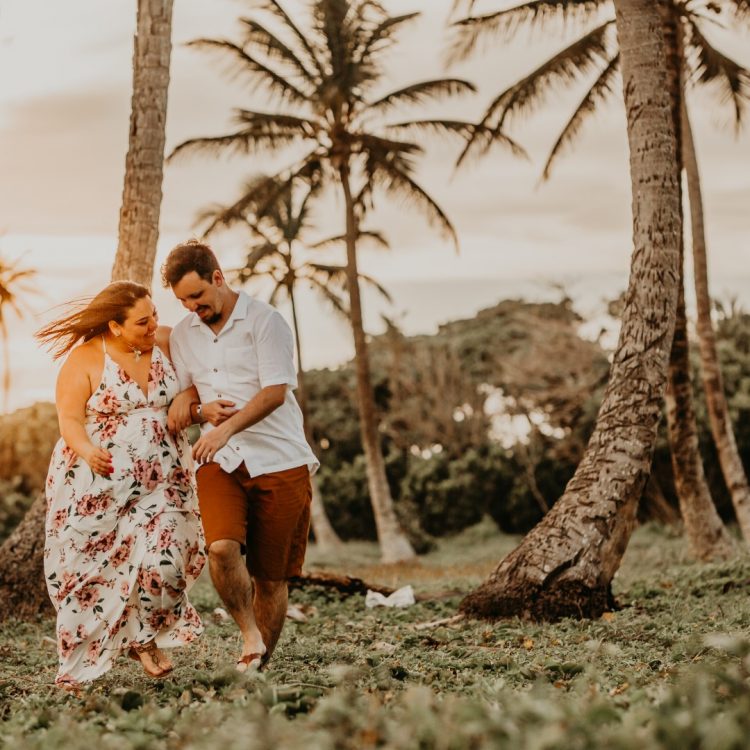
236,652,264,673
129,641,174,679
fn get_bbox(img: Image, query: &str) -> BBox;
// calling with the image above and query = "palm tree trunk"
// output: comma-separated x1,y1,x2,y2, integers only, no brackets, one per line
683,96,750,541
665,248,734,559
460,0,682,620
339,165,415,563
288,285,342,550
111,0,174,287
660,9,733,560
0,492,53,621
1,317,9,413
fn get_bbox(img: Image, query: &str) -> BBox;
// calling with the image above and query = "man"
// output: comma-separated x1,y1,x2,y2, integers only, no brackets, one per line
162,240,318,672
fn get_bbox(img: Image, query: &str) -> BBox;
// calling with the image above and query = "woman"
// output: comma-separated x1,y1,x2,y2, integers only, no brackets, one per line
36,281,206,689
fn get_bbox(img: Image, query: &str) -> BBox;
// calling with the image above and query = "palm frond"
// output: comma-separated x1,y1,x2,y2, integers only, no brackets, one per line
255,0,325,76
306,275,350,319
366,156,459,252
187,38,312,106
367,79,476,117
353,12,420,66
541,52,620,181
725,0,750,21
685,17,750,128
169,111,315,163
239,17,318,86
357,272,393,303
309,230,390,251
449,0,610,64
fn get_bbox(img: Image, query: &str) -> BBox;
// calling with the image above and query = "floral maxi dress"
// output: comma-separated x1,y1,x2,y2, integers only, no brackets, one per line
45,343,206,686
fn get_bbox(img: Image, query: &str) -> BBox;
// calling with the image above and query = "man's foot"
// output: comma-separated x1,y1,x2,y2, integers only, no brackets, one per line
129,641,174,679
236,637,266,673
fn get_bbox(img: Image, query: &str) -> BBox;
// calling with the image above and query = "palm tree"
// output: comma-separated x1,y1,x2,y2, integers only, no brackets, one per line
199,174,393,551
451,0,747,556
460,0,684,620
169,0,521,563
0,2,177,623
111,0,174,287
0,253,37,412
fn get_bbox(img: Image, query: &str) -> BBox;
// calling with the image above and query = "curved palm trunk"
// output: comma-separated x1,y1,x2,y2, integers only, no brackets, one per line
460,0,682,620
0,493,52,621
339,166,415,563
111,0,174,286
661,11,732,560
665,247,734,559
683,97,750,542
288,286,342,550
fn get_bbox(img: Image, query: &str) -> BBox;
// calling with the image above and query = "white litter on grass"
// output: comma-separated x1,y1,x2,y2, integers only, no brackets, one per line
286,604,308,622
365,585,416,609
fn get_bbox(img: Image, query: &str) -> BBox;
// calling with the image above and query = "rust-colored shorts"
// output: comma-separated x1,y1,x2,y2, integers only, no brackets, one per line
195,462,312,581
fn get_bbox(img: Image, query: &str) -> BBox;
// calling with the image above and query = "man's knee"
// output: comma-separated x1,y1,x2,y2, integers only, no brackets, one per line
253,578,287,599
208,539,243,570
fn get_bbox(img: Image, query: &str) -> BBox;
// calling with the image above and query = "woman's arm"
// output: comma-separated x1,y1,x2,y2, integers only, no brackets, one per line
56,348,112,476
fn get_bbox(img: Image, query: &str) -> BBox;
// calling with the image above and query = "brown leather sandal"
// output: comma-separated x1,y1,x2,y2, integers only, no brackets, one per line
236,652,264,673
129,641,174,679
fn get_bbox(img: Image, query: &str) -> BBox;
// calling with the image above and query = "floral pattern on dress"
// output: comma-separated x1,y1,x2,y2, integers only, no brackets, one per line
45,344,206,687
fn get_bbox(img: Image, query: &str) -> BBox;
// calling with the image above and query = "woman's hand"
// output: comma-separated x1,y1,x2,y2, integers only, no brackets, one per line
201,399,238,426
82,444,113,477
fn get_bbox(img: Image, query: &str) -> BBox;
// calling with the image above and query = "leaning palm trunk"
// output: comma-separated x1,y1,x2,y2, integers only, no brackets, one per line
339,166,415,563
0,493,52,621
683,98,750,542
288,287,342,550
460,0,682,620
111,0,174,286
660,10,733,560
665,250,735,559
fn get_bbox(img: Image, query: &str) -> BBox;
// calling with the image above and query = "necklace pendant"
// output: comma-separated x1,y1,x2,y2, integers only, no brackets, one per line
133,348,141,362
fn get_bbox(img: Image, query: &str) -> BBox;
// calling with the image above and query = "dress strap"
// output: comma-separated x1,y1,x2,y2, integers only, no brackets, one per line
101,335,107,354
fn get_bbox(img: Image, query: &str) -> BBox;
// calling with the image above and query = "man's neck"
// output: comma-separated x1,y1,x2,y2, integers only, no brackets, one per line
207,288,240,334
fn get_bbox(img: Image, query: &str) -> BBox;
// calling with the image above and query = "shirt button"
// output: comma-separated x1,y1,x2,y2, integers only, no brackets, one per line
213,338,218,343
213,368,218,372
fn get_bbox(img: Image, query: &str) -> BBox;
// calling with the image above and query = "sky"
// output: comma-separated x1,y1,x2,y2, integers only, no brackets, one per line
0,0,749,411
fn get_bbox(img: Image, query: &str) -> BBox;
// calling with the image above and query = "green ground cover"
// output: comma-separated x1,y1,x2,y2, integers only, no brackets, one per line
3,521,750,749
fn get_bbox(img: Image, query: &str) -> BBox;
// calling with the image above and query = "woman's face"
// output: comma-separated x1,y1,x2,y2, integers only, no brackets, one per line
117,296,159,349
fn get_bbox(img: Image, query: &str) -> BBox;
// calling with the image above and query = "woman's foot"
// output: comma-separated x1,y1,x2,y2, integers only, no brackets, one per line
129,640,174,678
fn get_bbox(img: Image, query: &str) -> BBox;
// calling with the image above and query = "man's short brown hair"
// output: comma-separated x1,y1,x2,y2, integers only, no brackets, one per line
161,240,221,288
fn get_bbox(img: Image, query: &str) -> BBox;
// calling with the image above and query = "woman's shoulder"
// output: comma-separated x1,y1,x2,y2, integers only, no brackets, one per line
65,338,103,366
156,326,172,359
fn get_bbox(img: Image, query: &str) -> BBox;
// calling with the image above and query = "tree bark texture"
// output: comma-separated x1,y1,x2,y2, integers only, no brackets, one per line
683,96,750,542
660,6,733,561
339,166,415,563
111,0,174,287
289,286,342,550
0,493,53,621
460,0,682,620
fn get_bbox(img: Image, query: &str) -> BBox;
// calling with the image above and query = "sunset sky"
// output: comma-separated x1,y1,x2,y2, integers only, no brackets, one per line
1,0,748,411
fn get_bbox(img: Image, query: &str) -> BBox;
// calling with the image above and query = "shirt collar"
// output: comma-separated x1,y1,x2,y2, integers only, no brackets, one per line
189,289,250,330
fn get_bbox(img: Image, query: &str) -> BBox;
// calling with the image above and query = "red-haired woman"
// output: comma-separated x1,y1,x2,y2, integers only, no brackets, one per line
37,281,205,690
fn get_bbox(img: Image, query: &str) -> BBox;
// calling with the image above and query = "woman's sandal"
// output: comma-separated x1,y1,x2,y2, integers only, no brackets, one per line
128,641,174,679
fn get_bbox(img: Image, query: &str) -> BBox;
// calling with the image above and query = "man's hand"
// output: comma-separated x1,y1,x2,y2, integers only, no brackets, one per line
201,399,238,426
168,389,198,432
192,425,231,465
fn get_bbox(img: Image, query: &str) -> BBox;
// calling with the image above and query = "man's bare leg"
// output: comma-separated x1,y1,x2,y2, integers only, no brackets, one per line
208,540,266,668
252,578,288,664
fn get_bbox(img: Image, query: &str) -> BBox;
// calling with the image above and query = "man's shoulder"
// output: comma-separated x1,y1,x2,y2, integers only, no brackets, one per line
170,313,195,340
244,295,285,327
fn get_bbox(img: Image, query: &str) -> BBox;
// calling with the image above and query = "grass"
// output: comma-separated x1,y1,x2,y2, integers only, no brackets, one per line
3,520,750,748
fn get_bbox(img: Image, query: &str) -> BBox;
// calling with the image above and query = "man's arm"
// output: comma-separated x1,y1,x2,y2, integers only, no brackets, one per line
192,384,286,464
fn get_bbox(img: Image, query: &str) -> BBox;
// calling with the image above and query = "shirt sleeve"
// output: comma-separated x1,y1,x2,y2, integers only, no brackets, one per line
168,327,194,391
256,310,299,390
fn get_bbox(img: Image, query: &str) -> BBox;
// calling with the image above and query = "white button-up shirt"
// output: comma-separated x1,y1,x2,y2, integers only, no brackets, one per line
169,291,319,478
